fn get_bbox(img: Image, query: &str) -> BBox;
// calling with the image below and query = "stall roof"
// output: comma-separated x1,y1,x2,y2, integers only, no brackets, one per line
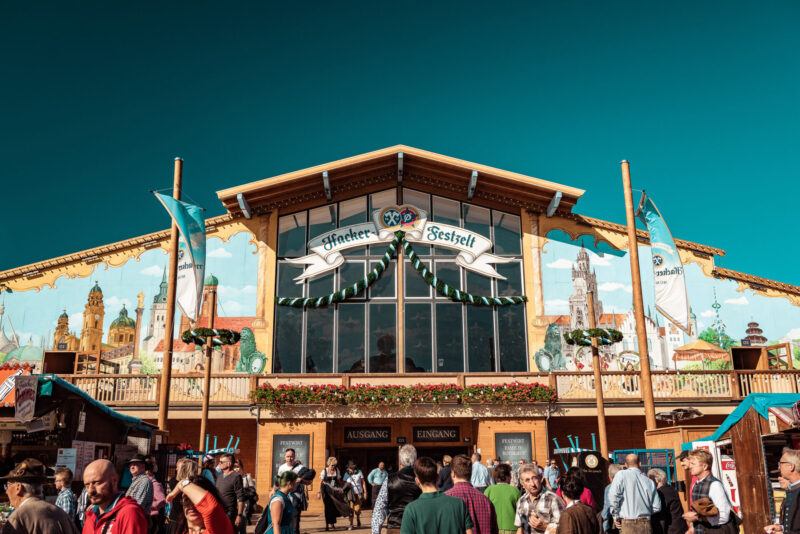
37,374,155,435
681,393,800,450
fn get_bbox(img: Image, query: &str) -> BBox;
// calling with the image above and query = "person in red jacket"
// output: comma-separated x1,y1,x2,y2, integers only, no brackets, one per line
82,459,148,534
166,475,233,534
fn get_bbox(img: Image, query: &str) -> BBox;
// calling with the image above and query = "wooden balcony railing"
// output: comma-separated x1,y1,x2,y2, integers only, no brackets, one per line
58,370,800,407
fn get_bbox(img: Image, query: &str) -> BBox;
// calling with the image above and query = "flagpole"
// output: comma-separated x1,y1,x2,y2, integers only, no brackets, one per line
621,160,657,430
157,157,183,432
198,287,217,451
587,290,608,457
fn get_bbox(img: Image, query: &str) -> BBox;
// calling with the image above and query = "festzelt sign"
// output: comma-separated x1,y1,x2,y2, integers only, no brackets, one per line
287,205,512,282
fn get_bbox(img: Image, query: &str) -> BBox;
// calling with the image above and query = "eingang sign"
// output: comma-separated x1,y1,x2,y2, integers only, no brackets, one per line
287,205,512,282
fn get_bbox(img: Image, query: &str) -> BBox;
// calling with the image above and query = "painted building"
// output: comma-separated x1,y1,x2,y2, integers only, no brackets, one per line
2,146,800,511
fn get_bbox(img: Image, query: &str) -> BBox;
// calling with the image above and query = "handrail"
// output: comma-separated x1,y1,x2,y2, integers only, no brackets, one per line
60,370,800,406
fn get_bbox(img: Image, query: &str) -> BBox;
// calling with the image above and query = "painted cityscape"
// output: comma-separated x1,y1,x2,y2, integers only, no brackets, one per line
539,230,800,371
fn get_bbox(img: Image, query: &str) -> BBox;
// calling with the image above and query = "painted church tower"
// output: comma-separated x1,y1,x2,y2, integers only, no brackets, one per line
80,281,105,352
569,245,603,330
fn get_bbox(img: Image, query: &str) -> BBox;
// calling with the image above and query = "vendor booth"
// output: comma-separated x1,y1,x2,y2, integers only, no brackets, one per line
681,393,800,534
2,373,155,502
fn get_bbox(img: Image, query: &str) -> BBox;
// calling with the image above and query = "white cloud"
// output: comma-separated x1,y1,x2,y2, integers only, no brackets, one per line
140,265,164,277
587,252,611,266
598,282,632,293
220,300,244,314
545,299,570,313
104,296,132,312
724,296,749,306
783,328,800,340
207,248,232,259
217,284,257,299
697,321,706,329
700,310,716,318
546,259,575,269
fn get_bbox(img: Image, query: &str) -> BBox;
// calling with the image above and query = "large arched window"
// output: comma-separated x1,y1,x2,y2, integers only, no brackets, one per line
273,189,526,374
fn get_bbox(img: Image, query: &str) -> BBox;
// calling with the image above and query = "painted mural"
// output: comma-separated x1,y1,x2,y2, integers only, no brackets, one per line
538,230,800,372
0,232,259,374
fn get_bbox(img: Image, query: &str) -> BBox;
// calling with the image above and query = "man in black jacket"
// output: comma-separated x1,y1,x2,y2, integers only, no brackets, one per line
437,455,453,492
648,468,687,534
371,445,421,534
766,448,800,534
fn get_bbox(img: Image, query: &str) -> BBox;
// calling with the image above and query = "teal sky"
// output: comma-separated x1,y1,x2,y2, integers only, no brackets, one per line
2,1,799,285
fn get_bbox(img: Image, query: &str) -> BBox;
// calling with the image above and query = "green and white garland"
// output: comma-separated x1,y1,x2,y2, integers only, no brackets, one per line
276,230,527,308
181,328,241,347
564,328,623,347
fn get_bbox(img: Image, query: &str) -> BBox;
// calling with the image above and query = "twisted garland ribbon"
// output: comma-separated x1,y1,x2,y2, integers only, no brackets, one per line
564,328,623,346
181,328,241,347
276,230,527,308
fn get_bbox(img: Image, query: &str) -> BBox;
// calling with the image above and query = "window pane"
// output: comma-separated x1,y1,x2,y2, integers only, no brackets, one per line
404,303,432,372
338,304,365,373
466,271,492,296
278,213,307,257
368,303,396,373
274,307,302,373
309,205,337,242
403,190,431,254
277,264,305,298
309,272,334,300
370,190,396,212
305,307,334,373
370,260,396,298
498,306,527,372
495,263,523,296
338,261,366,298
370,190,396,255
436,303,464,372
432,197,460,256
467,307,495,372
463,204,491,240
405,261,431,298
433,261,461,299
493,212,521,255
340,197,367,257
403,189,430,213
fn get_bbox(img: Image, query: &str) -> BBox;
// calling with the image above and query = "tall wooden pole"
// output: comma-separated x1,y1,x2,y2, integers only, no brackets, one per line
199,288,217,451
621,160,657,430
157,158,183,432
587,291,609,457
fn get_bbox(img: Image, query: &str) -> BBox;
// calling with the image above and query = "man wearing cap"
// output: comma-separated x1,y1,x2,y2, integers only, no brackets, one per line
83,459,148,534
124,454,154,515
1,458,79,534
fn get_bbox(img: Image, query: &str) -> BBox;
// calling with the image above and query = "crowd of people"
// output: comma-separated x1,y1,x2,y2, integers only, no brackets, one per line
4,444,800,534
363,445,760,534
0,450,260,534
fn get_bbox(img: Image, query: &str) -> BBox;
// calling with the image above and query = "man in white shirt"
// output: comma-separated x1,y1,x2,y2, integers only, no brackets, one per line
682,449,735,534
277,448,313,534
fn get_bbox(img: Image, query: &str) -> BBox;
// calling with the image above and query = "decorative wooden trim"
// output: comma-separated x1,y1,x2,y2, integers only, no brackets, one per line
713,266,800,306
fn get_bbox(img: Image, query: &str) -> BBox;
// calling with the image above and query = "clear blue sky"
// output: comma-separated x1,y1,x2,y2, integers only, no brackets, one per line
2,1,798,284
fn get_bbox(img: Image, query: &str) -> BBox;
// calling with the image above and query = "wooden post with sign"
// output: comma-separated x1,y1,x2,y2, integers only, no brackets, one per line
587,290,609,457
621,160,657,430
199,288,217,450
157,158,183,432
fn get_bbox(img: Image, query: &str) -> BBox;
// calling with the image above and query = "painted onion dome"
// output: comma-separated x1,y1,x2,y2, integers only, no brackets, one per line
110,305,136,328
90,281,102,294
204,274,219,287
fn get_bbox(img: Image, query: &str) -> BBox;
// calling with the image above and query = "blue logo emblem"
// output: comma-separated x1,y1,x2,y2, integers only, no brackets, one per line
653,254,664,267
382,209,401,227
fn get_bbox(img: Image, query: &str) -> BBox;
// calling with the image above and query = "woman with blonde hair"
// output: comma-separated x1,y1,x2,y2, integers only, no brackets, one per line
318,457,349,531
167,457,203,534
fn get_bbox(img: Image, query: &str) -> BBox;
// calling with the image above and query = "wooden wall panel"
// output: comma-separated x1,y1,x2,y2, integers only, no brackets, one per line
256,420,328,515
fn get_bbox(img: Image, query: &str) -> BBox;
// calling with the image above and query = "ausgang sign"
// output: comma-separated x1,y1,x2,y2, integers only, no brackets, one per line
413,426,460,442
344,426,392,443
287,205,512,282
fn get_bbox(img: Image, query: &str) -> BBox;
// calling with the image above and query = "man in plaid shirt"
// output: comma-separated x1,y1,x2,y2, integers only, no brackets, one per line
124,454,154,514
515,464,564,533
445,455,498,534
55,467,76,519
